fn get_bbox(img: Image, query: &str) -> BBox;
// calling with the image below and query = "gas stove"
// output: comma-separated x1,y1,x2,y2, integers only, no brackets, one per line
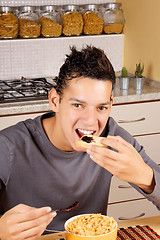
0,77,56,104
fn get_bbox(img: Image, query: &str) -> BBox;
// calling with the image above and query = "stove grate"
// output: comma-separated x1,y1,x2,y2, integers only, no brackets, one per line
0,78,56,103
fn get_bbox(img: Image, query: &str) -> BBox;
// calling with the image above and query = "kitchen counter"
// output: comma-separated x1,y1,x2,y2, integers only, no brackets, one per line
113,76,160,104
0,77,160,116
38,215,160,239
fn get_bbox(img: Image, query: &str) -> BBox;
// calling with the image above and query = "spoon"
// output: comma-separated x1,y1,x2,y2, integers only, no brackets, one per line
46,201,80,233
51,201,80,212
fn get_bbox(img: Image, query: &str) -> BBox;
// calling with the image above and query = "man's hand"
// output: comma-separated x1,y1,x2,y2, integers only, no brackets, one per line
87,135,155,194
0,204,57,240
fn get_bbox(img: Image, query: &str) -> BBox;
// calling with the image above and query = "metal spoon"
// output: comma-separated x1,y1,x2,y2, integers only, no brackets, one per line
51,201,80,212
46,201,80,233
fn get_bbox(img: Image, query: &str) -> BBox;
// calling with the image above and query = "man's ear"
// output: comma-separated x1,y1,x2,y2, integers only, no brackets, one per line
110,94,114,106
109,94,114,113
49,88,60,112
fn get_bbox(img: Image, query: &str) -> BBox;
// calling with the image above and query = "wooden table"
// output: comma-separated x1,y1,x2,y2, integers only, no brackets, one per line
39,215,160,239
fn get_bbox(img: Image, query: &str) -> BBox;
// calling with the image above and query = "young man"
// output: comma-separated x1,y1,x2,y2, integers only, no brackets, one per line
0,46,160,240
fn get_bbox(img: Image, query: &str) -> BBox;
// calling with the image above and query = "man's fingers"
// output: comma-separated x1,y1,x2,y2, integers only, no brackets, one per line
7,204,56,228
100,135,134,153
16,212,56,232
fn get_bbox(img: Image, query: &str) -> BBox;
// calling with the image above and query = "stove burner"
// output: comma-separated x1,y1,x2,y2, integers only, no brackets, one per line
20,76,34,87
0,77,55,103
36,87,47,95
20,89,37,97
0,88,5,99
21,80,34,87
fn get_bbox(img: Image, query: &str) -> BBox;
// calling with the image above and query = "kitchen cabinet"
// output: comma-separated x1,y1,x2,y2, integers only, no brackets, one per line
0,112,45,130
135,134,160,165
108,100,160,221
107,199,160,222
108,177,142,204
111,101,160,135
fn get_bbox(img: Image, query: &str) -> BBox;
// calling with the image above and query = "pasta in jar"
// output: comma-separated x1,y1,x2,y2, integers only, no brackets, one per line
0,6,18,39
40,5,62,37
103,3,124,34
62,5,83,36
104,23,124,34
40,17,62,37
82,4,104,35
18,6,41,38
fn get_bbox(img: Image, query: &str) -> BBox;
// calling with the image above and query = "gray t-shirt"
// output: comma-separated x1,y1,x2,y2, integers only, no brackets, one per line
0,112,160,232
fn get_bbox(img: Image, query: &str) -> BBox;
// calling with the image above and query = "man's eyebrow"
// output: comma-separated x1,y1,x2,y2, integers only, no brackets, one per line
69,98,112,105
69,98,86,104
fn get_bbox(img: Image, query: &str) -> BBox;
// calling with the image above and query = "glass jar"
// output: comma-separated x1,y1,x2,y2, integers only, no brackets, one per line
82,4,104,35
0,6,18,39
40,5,62,37
103,3,125,34
61,5,83,36
18,6,41,38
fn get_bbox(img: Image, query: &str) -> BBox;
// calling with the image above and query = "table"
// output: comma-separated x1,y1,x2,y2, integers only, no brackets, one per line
39,215,160,239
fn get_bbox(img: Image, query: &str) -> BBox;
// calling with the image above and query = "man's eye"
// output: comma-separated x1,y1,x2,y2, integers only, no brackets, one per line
98,106,108,111
73,103,82,108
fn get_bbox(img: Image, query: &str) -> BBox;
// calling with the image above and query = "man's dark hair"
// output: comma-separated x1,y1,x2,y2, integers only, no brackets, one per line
55,45,116,96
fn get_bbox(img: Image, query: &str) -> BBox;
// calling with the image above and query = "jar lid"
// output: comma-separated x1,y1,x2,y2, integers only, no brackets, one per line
62,4,78,11
103,3,121,9
40,5,58,11
18,6,36,12
0,6,14,12
82,4,99,10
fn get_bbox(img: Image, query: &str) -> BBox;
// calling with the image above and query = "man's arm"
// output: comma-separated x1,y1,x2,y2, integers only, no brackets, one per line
87,136,156,194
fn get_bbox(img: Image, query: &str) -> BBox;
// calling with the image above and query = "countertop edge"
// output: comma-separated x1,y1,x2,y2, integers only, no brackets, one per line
1,77,160,116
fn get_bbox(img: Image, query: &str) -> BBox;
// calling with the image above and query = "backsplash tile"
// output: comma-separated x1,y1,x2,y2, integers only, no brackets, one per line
0,35,123,80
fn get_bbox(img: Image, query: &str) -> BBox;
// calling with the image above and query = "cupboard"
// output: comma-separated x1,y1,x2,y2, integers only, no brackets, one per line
108,100,160,221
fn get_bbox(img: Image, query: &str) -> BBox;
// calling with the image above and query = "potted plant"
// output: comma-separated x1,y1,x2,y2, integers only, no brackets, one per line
119,66,130,90
133,62,144,90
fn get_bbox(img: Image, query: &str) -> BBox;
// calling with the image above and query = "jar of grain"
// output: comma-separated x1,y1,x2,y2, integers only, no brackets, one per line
18,6,41,38
103,3,125,34
0,6,18,39
61,4,83,36
82,4,103,35
40,5,62,37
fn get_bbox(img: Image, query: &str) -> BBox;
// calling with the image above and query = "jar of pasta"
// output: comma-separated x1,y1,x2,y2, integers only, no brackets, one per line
0,6,18,39
82,4,104,35
61,5,83,36
103,3,125,34
18,6,41,38
40,5,62,37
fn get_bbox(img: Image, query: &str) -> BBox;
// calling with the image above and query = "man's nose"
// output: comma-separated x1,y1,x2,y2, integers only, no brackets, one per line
83,108,98,125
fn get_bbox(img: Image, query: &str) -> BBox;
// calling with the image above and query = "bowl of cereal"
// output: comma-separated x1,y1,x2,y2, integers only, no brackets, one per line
64,213,117,240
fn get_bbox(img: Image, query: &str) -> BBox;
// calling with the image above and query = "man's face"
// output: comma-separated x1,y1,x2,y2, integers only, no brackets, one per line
53,77,113,152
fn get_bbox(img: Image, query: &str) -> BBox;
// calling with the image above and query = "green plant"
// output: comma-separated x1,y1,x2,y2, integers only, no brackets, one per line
121,66,128,78
135,62,144,78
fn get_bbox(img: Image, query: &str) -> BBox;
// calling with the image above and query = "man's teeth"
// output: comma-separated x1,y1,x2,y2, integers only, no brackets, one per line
78,129,94,135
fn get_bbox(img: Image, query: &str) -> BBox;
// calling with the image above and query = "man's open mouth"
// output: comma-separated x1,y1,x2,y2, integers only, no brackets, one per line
76,129,95,138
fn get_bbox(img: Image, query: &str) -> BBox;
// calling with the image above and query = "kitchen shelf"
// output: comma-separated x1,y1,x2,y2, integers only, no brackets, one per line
0,33,123,41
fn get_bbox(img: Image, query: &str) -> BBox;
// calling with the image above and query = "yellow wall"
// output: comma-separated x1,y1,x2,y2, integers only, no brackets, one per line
119,0,160,80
